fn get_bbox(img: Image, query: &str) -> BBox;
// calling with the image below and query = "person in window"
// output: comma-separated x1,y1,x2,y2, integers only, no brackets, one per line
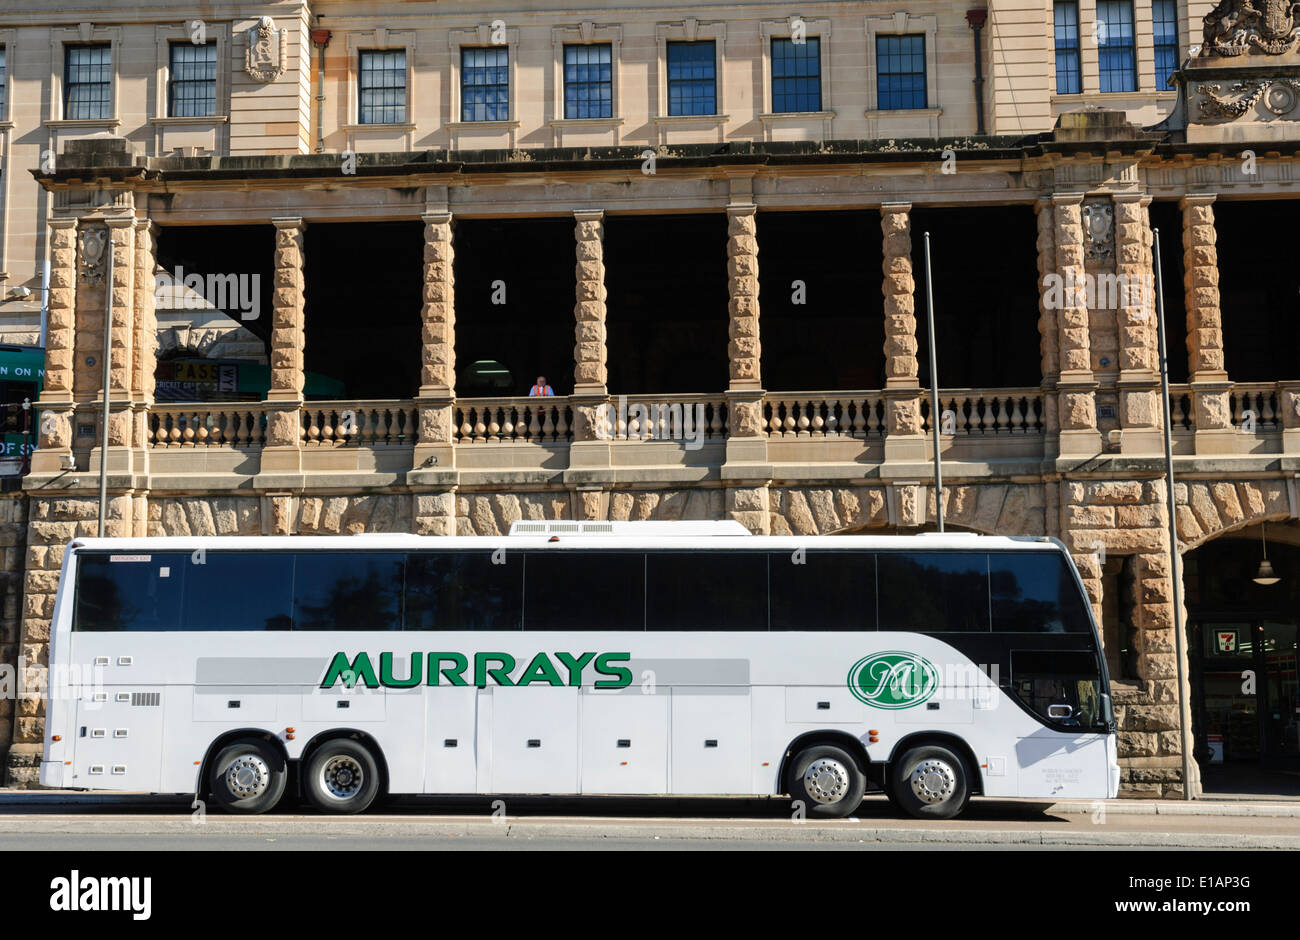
529,375,554,397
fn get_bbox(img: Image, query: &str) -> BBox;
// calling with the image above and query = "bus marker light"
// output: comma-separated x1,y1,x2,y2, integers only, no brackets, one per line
868,737,879,743
548,536,560,542
868,730,879,736
52,735,61,742
620,761,628,766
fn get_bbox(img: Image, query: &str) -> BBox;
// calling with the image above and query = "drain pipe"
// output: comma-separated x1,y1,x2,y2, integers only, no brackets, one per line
312,23,332,153
965,9,988,136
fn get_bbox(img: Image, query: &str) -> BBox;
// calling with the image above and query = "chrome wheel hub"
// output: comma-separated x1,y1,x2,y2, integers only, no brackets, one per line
225,755,270,799
910,759,957,804
803,758,851,804
321,755,365,800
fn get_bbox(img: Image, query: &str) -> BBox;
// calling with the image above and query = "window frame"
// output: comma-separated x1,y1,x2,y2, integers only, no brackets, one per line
1151,0,1179,92
167,40,218,118
561,42,614,120
1095,0,1138,93
770,36,823,113
550,23,624,136
62,43,114,122
653,18,728,138
356,47,409,125
447,24,521,146
665,40,719,117
1054,1,1083,95
875,33,929,111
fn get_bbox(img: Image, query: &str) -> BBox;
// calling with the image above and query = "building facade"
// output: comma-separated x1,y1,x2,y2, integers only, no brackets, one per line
1,0,1298,799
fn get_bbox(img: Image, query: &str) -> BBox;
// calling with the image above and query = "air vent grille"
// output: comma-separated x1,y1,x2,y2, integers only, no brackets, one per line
130,692,161,707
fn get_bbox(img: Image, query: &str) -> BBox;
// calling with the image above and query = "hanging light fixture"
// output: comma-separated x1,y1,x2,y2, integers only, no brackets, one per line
1254,523,1281,586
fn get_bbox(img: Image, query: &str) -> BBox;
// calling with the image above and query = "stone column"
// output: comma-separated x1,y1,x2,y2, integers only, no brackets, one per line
723,203,768,465
880,203,924,462
1053,194,1101,457
1034,198,1060,455
29,219,78,473
91,217,137,473
132,219,159,460
1115,194,1163,454
571,209,609,449
261,218,306,473
414,210,457,467
1180,194,1233,453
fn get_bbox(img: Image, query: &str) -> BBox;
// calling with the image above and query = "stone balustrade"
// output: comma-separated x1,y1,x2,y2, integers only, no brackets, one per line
149,403,268,448
453,397,574,444
922,389,1046,436
764,393,886,438
603,394,727,441
301,401,417,446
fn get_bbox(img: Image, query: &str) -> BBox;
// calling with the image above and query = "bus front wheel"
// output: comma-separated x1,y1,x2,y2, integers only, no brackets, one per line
209,739,288,815
890,745,971,819
787,744,867,818
303,739,382,815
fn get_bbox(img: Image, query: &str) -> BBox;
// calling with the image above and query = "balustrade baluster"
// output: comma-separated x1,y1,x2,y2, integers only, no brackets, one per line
1263,391,1277,428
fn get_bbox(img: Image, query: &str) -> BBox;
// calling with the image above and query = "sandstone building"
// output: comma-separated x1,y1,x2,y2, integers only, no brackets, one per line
0,0,1298,799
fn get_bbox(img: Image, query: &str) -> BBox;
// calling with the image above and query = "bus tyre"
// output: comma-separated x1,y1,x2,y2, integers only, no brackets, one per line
303,739,382,815
209,740,287,815
787,744,866,819
891,745,970,819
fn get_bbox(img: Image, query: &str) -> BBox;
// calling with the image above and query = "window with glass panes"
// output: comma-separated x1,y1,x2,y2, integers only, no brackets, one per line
0,47,7,117
1153,0,1179,91
876,35,926,110
359,49,407,124
461,47,509,122
168,42,217,117
64,44,112,120
667,41,716,116
563,44,612,119
771,37,821,112
1054,1,1082,94
1097,0,1137,92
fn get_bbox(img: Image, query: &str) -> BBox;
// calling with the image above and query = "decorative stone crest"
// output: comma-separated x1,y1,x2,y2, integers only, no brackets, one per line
1199,77,1300,116
1081,199,1115,267
244,16,285,83
78,226,108,285
1202,0,1300,56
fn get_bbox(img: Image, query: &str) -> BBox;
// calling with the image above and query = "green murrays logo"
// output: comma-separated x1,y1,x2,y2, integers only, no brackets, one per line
847,651,939,709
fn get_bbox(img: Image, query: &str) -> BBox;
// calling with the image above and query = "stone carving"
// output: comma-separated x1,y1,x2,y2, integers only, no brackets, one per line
1081,199,1114,267
244,16,285,83
1201,0,1300,56
1199,77,1300,116
78,226,108,284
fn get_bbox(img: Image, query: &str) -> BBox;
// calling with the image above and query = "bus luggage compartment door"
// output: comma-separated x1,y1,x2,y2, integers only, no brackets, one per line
488,687,580,794
670,691,751,795
73,694,164,792
425,687,477,793
580,691,669,794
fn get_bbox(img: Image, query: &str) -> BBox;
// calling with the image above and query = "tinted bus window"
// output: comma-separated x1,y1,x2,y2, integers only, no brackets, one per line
74,553,186,631
523,552,645,630
990,552,1092,633
406,552,523,630
294,552,404,631
646,551,767,631
769,551,875,631
878,551,990,632
183,552,294,631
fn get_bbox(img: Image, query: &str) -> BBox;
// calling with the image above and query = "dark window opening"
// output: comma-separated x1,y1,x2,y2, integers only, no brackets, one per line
989,551,1092,633
878,551,990,632
1148,201,1190,384
303,221,422,400
407,552,523,630
646,551,767,630
523,552,644,629
293,552,404,631
667,41,716,115
605,213,728,394
769,551,876,631
758,210,883,391
453,218,575,397
911,206,1041,389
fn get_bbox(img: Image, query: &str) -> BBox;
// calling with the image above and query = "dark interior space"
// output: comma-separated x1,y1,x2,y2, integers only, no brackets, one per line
154,224,274,347
1212,200,1300,382
453,217,575,396
604,213,729,394
1148,201,1189,384
910,206,1041,389
303,221,422,400
757,210,884,390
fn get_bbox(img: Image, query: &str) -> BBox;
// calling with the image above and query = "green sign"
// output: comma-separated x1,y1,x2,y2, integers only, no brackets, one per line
847,651,939,709
321,650,633,690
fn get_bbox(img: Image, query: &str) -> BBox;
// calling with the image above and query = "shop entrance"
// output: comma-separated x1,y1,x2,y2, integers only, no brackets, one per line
1184,529,1300,795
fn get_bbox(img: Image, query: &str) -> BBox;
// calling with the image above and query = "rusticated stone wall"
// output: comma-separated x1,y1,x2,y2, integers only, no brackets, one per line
0,494,28,770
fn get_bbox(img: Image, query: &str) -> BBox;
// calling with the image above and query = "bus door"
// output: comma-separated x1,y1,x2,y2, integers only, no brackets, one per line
72,692,164,792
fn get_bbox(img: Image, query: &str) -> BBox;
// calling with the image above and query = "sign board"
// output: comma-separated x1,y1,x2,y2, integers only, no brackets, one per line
1216,630,1238,653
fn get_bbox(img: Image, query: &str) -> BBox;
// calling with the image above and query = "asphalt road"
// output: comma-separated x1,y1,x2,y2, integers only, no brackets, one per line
1,794,1297,849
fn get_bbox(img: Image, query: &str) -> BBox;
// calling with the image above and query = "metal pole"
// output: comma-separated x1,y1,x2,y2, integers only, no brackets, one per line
97,237,113,538
923,231,944,532
1152,227,1194,800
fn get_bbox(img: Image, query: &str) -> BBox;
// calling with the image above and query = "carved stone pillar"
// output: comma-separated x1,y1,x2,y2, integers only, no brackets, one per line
262,217,306,472
99,217,136,468
30,219,77,473
1034,198,1060,454
1053,193,1101,457
571,209,608,447
1115,193,1163,454
1181,194,1233,453
414,210,456,470
724,204,768,465
132,219,159,456
881,202,924,462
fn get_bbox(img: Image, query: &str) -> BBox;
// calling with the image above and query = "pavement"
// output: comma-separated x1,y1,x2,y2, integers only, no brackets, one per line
0,792,1298,848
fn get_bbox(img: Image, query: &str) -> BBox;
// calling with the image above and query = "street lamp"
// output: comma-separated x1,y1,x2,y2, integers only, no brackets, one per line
1253,523,1281,586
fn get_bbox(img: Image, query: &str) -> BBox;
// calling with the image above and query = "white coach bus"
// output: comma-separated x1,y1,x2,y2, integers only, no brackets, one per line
40,522,1119,819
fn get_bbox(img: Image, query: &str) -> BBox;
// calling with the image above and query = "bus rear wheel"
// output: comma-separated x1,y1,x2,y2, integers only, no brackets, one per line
209,739,287,815
303,739,382,815
890,745,971,819
787,744,866,818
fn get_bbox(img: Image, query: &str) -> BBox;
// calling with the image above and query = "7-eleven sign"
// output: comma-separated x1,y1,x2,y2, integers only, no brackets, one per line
1216,631,1238,653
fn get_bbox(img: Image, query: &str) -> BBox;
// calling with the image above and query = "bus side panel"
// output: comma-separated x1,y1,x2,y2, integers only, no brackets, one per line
1015,732,1112,799
424,686,478,793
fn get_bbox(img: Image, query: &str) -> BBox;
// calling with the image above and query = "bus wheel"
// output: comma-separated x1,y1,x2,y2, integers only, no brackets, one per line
787,744,866,818
891,745,970,819
303,739,381,815
209,740,287,815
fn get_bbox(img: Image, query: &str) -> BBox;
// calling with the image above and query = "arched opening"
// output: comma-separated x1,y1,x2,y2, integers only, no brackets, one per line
1183,522,1300,796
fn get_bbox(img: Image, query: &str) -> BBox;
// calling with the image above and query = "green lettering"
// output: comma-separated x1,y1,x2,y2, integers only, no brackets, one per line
517,652,565,687
593,652,632,689
474,652,516,688
321,651,379,689
380,652,423,688
555,651,596,687
428,652,469,686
